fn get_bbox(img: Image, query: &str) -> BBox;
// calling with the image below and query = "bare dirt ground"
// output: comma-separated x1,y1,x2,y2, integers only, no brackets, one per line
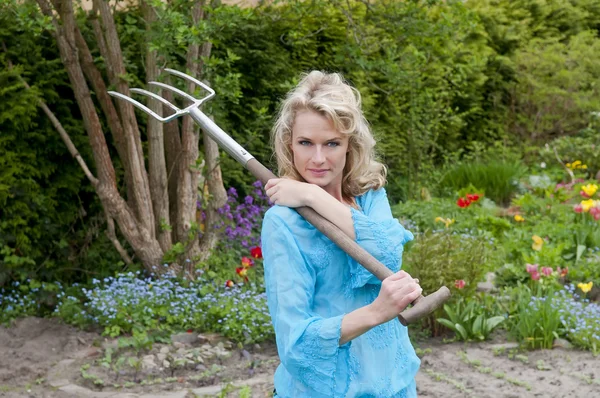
0,317,598,397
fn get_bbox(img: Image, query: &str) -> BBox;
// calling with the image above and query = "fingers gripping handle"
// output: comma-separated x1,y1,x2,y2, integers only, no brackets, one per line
245,158,451,325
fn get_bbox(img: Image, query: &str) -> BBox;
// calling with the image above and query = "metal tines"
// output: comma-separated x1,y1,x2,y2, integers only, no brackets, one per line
108,68,215,123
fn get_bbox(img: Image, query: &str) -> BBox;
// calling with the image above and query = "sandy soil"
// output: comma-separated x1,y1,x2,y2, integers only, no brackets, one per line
0,317,598,397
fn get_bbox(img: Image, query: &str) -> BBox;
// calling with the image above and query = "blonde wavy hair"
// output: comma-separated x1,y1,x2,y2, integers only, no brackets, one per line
272,70,387,201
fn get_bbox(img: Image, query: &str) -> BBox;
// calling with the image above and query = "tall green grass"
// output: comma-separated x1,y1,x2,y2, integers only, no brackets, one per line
439,160,525,206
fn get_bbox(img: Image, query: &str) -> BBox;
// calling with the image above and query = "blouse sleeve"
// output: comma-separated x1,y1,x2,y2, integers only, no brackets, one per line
348,187,414,289
261,208,348,395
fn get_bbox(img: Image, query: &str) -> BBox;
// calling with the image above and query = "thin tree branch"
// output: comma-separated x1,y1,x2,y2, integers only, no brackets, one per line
552,145,575,183
104,210,133,265
2,41,99,187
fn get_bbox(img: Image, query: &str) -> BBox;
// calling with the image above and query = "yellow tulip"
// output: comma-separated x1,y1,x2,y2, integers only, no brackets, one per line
581,199,597,212
578,281,594,294
514,215,525,222
532,235,544,251
581,184,598,197
435,217,455,228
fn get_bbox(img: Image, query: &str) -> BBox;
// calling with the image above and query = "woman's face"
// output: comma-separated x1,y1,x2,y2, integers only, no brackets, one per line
290,109,349,194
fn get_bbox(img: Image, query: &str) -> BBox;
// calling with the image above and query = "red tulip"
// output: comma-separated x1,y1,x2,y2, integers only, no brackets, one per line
457,197,471,208
250,246,263,259
466,193,480,202
454,280,466,289
225,280,234,288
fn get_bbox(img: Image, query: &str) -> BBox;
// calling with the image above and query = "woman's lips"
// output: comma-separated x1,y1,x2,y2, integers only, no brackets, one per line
308,169,328,177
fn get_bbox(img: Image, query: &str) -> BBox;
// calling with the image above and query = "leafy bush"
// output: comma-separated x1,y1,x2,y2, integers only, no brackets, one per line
403,230,497,335
537,120,600,180
511,31,600,140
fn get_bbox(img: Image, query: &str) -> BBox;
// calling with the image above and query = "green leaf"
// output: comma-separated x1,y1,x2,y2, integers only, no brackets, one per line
576,245,587,262
472,314,483,336
437,318,458,332
484,316,506,333
455,323,469,341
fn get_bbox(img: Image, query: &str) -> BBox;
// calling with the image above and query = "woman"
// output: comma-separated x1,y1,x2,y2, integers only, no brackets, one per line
262,71,422,397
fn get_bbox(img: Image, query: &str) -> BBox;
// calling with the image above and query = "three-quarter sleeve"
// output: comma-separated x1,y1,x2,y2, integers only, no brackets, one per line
348,188,414,288
261,208,348,395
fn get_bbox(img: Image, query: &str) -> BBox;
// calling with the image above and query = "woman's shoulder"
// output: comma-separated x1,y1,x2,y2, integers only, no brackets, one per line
356,186,388,209
262,205,304,228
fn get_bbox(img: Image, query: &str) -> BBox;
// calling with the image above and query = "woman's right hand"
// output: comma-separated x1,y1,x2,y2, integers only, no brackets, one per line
369,270,422,325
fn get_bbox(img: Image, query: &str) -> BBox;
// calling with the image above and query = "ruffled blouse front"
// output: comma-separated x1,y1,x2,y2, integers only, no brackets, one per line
261,187,420,398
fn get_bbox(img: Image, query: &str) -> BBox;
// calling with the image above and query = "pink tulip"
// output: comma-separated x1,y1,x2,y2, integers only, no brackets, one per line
574,204,584,213
541,266,553,276
526,263,539,274
530,271,540,281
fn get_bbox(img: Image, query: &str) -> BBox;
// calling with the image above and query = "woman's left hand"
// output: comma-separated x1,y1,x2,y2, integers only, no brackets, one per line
265,178,316,208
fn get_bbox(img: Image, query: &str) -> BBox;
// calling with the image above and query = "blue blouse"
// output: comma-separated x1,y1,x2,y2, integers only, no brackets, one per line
261,187,420,398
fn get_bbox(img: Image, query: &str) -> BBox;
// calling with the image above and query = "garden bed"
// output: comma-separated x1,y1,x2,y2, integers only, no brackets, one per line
1,317,599,397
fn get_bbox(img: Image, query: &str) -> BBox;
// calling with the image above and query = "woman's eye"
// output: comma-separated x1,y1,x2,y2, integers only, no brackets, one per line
327,142,340,147
299,140,311,146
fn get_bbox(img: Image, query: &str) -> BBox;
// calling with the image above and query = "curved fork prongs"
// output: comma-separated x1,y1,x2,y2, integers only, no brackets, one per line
164,68,215,102
149,81,197,103
130,88,180,113
108,91,182,123
108,91,164,121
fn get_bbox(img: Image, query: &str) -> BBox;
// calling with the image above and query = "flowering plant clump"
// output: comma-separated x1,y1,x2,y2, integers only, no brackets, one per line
0,280,63,324
566,160,588,171
0,281,44,324
213,181,272,249
555,285,600,354
456,193,482,208
54,271,273,343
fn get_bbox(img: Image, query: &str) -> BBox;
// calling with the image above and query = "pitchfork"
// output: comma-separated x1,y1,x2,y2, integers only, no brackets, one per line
108,68,451,325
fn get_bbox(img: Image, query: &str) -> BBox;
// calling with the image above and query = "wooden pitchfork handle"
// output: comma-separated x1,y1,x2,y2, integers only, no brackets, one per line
108,68,451,325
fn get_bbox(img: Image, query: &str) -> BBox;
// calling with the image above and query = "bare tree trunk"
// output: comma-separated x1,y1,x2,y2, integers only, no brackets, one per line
93,0,156,236
185,1,227,268
73,24,137,201
143,0,172,251
163,81,182,244
197,114,227,264
176,1,205,258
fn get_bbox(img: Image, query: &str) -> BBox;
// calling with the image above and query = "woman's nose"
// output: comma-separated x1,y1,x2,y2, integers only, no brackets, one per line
311,147,325,163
